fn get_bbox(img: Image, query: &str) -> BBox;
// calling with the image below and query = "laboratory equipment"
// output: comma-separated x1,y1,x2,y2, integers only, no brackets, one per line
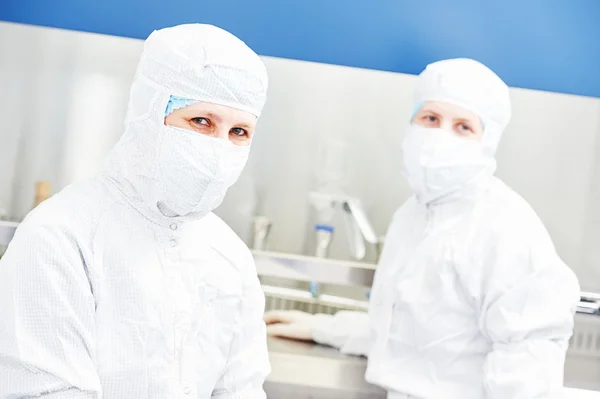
309,224,335,299
578,292,600,315
252,216,272,251
308,192,379,261
314,224,334,258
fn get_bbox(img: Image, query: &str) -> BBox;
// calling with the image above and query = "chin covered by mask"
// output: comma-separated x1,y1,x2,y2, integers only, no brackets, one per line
155,125,250,217
401,125,496,204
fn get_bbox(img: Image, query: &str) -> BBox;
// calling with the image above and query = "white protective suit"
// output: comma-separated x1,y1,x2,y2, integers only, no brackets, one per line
310,59,581,398
0,24,269,398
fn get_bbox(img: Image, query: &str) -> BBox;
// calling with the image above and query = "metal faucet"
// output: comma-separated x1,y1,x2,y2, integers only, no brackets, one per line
309,192,379,261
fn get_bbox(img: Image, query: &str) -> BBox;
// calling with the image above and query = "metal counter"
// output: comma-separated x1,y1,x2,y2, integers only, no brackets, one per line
265,333,600,398
265,336,386,399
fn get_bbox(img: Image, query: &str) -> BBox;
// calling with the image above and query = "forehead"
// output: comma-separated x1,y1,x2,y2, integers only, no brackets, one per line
421,101,480,121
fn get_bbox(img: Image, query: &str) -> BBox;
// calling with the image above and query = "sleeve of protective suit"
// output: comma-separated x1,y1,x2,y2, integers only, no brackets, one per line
211,274,270,399
311,311,371,356
0,220,101,398
309,203,413,358
479,232,580,399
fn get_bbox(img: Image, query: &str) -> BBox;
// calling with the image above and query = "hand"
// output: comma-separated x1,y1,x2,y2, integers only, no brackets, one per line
263,310,315,341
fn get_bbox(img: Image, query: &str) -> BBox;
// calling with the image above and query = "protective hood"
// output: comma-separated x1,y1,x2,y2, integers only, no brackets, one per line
403,58,511,205
413,58,511,156
103,24,268,224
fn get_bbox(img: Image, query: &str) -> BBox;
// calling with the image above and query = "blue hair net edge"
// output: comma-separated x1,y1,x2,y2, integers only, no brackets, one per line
165,95,197,117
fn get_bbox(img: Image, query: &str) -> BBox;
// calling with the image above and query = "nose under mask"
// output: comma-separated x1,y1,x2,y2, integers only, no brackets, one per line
155,125,250,217
401,125,495,204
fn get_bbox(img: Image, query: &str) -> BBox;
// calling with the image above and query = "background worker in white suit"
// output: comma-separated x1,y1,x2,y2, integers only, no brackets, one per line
265,58,580,399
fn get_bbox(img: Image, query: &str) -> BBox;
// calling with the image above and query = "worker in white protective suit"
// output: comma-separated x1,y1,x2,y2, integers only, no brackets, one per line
265,58,581,398
0,24,270,398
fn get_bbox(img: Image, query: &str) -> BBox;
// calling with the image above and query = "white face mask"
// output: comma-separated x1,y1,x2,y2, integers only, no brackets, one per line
154,126,250,217
401,125,495,204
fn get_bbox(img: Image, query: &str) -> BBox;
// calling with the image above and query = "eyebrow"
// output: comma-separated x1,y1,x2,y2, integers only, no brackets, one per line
454,117,476,127
235,122,253,129
421,109,441,118
192,110,254,129
204,112,223,123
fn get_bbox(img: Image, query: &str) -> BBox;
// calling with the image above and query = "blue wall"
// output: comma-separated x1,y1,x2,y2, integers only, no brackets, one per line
2,0,599,98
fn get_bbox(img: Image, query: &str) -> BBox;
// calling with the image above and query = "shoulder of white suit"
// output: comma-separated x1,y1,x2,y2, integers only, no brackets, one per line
472,178,551,248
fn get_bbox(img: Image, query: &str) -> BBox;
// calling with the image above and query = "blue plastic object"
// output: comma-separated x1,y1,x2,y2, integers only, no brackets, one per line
315,224,334,233
309,281,319,298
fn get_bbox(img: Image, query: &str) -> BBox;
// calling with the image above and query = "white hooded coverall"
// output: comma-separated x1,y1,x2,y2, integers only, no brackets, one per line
0,24,270,398
311,59,581,399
